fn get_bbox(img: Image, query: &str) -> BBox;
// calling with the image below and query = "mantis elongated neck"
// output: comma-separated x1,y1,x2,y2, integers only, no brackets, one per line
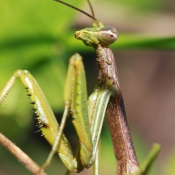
96,45,119,85
96,44,139,174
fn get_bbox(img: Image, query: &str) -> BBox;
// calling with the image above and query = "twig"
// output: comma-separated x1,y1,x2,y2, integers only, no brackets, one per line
0,132,47,175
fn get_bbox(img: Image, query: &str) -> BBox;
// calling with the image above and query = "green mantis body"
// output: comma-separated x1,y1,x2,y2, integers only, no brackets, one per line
0,0,160,175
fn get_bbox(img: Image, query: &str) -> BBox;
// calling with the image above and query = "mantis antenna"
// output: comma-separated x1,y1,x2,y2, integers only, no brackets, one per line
54,0,98,22
86,0,95,19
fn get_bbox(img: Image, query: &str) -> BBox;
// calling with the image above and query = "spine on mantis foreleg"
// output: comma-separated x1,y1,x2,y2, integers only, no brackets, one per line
96,44,139,175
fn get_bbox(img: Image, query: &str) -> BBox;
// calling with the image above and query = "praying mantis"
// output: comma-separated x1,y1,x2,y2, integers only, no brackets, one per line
0,0,161,175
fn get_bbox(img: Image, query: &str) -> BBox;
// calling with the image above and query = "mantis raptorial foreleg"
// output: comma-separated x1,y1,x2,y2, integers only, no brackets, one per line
0,54,113,174
0,69,75,170
41,53,113,172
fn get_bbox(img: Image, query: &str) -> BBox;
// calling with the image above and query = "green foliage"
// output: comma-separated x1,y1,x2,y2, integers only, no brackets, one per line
0,0,174,175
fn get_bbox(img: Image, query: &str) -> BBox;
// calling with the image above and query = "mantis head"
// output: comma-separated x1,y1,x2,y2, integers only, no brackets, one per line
54,0,118,47
75,20,118,47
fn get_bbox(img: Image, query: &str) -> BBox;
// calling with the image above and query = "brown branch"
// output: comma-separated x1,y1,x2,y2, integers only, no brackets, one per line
0,132,47,175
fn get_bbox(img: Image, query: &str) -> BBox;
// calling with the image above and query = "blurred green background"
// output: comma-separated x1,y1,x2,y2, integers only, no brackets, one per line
0,0,175,174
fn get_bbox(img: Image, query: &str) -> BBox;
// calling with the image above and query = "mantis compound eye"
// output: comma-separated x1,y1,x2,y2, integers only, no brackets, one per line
99,26,118,45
